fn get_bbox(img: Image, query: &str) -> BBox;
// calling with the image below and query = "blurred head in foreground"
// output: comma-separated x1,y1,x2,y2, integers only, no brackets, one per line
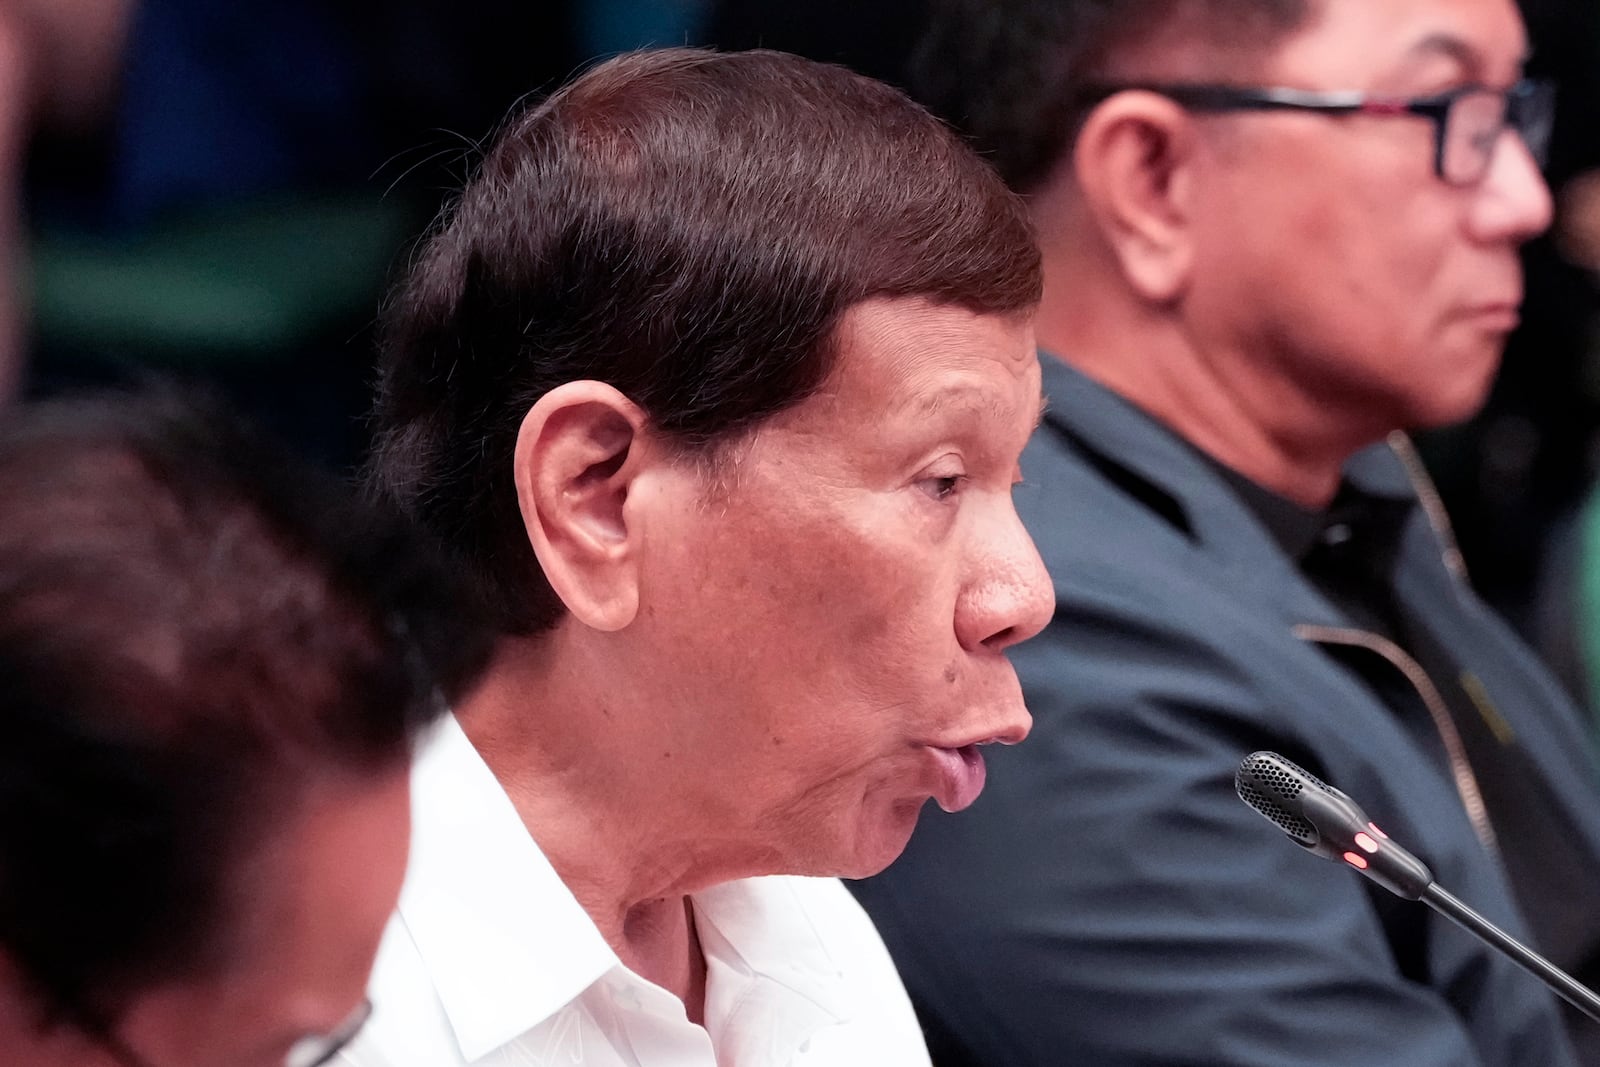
0,390,490,1067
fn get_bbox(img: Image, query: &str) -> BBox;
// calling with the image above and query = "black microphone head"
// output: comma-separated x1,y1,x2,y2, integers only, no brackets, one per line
1235,750,1434,900
1235,750,1325,848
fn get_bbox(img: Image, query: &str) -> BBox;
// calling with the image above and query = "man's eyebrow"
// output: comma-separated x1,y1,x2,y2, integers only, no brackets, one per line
1396,33,1531,83
1404,33,1482,75
910,385,1008,419
899,386,1046,436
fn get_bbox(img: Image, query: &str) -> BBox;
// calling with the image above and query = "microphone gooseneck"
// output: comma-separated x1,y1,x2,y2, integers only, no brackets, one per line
1235,750,1600,1024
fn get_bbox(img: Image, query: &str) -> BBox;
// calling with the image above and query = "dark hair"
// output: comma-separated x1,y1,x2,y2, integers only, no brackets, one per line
368,46,1041,635
911,0,1313,193
0,389,492,1029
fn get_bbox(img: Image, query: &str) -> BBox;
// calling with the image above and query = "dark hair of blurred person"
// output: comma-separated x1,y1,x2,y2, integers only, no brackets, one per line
369,45,1042,637
0,388,491,1067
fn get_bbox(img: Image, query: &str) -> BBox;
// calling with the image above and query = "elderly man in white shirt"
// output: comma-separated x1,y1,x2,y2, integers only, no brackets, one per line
344,46,1055,1066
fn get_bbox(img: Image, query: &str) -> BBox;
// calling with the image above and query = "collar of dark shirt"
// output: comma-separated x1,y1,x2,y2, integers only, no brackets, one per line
1200,452,1413,570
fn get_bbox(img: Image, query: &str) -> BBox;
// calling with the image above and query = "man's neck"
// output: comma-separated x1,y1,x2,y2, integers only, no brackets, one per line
619,896,708,1024
1034,277,1357,509
1057,342,1349,508
454,634,719,1015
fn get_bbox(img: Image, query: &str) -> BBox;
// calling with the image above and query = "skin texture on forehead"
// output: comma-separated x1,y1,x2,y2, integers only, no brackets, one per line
1108,0,1529,93
790,305,1040,443
1256,0,1529,90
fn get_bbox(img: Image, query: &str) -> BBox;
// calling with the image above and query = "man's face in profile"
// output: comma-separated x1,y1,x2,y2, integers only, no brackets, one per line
1182,0,1551,437
625,295,1054,881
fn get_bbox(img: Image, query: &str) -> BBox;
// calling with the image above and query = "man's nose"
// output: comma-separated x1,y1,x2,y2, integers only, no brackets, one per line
1473,126,1555,244
955,505,1055,654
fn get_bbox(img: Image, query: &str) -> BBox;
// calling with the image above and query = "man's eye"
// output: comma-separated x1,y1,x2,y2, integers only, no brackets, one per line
923,475,966,501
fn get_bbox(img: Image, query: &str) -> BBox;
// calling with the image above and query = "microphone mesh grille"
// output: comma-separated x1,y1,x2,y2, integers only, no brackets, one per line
1236,754,1317,843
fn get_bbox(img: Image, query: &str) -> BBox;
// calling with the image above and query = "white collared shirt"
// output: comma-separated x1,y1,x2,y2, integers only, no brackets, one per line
339,716,933,1066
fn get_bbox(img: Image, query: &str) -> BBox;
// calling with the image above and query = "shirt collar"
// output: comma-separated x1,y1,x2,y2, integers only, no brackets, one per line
1033,354,1422,543
1206,458,1326,564
397,714,619,1062
694,877,854,1053
1209,460,1414,575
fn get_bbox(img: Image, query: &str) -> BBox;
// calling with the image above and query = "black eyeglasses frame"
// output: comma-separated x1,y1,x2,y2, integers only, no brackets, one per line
1081,79,1555,186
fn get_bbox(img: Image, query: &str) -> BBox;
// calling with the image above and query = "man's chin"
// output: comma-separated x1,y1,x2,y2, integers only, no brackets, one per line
1414,387,1498,432
834,800,927,880
1405,360,1502,432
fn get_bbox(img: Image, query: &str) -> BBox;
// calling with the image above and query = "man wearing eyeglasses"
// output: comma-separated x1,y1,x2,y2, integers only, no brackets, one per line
849,2,1600,1065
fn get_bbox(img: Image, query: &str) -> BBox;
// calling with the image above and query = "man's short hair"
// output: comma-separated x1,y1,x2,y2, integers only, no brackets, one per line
368,46,1042,635
911,0,1313,193
0,390,490,1030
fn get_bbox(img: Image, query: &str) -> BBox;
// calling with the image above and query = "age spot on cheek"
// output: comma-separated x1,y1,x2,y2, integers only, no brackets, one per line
943,664,958,684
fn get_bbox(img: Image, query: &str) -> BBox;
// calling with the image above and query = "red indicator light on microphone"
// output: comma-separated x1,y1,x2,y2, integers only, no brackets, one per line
1354,832,1379,853
1367,822,1388,840
1342,851,1369,870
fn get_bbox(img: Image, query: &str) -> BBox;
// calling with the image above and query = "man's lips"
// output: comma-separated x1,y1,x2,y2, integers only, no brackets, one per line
921,683,1030,813
1460,303,1521,332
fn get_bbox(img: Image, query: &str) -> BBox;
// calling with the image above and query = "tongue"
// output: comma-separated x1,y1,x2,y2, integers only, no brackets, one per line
932,745,988,812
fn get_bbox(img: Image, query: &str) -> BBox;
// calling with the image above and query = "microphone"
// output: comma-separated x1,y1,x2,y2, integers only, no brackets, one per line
1235,750,1600,1024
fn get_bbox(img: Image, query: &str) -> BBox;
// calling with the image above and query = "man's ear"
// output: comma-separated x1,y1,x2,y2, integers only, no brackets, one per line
513,381,651,632
1073,92,1200,304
